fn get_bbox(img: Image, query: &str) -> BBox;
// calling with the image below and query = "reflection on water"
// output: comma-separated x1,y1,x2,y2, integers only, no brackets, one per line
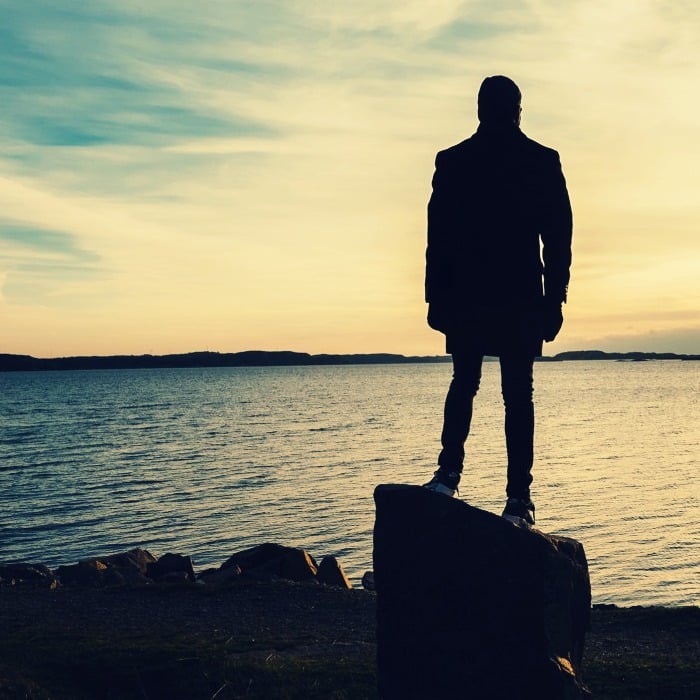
1,361,698,606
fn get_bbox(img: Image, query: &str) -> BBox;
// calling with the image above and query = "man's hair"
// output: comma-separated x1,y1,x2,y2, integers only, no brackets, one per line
477,75,521,124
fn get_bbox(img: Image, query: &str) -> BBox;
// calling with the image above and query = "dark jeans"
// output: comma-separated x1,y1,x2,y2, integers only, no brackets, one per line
438,351,535,499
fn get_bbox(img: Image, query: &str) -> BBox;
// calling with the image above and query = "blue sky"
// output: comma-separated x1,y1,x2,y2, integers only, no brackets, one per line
2,0,699,355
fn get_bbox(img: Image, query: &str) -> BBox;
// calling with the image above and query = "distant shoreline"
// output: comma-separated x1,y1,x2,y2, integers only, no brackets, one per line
1,349,698,372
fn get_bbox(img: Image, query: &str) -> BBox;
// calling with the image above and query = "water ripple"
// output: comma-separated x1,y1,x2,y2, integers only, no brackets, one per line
1,362,698,605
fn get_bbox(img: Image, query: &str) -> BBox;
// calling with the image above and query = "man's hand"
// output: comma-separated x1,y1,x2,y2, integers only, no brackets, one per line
427,302,452,334
542,300,564,342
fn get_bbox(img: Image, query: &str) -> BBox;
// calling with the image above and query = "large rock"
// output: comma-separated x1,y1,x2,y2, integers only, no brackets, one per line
0,563,58,589
56,548,156,587
55,559,108,587
221,543,318,583
317,556,353,589
374,484,591,699
146,553,196,583
100,548,156,575
197,564,242,586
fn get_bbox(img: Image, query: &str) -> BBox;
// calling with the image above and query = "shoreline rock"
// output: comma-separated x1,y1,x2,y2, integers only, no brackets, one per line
373,484,592,699
0,543,356,591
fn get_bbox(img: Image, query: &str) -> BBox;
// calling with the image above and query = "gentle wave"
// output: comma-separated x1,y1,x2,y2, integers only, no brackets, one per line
1,362,698,606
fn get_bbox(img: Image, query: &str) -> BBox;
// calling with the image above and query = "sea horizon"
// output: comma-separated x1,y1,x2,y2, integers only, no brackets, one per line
1,347,698,373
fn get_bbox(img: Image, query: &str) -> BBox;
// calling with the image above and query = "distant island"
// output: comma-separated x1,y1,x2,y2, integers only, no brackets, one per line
0,349,698,372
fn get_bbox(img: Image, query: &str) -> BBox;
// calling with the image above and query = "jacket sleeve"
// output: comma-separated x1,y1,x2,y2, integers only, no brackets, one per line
425,151,454,304
540,151,573,303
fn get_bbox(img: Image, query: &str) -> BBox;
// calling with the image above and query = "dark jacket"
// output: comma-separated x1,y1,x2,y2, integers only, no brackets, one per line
425,123,572,356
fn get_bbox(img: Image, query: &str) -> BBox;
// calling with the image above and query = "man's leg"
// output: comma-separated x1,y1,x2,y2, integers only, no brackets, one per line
499,353,535,500
437,351,483,478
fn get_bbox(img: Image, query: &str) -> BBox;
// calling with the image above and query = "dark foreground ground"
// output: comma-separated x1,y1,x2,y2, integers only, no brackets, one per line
1,581,698,699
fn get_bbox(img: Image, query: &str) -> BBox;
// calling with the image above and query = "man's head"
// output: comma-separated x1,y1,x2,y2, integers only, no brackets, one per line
478,75,521,126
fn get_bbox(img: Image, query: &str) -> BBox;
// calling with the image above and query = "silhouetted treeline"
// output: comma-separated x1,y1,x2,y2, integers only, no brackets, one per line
0,351,449,372
0,350,697,372
547,350,700,362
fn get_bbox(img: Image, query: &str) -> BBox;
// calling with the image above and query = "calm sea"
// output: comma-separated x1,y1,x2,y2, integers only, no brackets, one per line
1,361,698,607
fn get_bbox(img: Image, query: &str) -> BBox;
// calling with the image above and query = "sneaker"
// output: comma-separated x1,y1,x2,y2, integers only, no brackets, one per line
423,469,460,498
502,497,536,527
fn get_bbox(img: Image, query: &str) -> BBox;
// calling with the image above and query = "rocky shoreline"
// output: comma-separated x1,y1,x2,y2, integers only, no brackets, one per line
1,545,698,699
0,544,359,592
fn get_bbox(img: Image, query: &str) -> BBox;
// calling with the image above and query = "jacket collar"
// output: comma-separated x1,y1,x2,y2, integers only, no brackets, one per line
474,122,523,141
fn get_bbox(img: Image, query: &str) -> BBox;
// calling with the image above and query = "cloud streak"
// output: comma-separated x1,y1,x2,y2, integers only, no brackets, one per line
1,0,698,354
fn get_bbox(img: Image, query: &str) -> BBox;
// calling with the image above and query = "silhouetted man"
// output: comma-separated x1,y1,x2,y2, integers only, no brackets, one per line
423,76,572,527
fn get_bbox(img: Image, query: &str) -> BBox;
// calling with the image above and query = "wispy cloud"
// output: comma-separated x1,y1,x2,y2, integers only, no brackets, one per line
1,0,698,353
0,221,98,261
2,3,277,148
0,219,101,305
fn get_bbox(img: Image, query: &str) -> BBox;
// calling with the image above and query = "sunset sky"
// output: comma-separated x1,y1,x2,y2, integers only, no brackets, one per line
2,1,699,357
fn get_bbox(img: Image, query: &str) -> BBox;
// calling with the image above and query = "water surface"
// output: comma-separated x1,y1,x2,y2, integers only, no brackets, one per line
1,361,697,606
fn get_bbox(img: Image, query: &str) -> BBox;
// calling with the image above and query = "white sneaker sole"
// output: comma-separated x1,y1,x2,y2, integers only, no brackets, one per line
424,483,457,497
502,513,534,528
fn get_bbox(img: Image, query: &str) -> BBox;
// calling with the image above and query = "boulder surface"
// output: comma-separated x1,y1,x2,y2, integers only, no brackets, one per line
374,484,591,699
221,543,318,583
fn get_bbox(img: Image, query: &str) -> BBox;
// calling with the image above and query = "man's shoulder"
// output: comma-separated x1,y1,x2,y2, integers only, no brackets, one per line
435,137,477,165
437,138,472,155
435,131,560,165
519,134,560,161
